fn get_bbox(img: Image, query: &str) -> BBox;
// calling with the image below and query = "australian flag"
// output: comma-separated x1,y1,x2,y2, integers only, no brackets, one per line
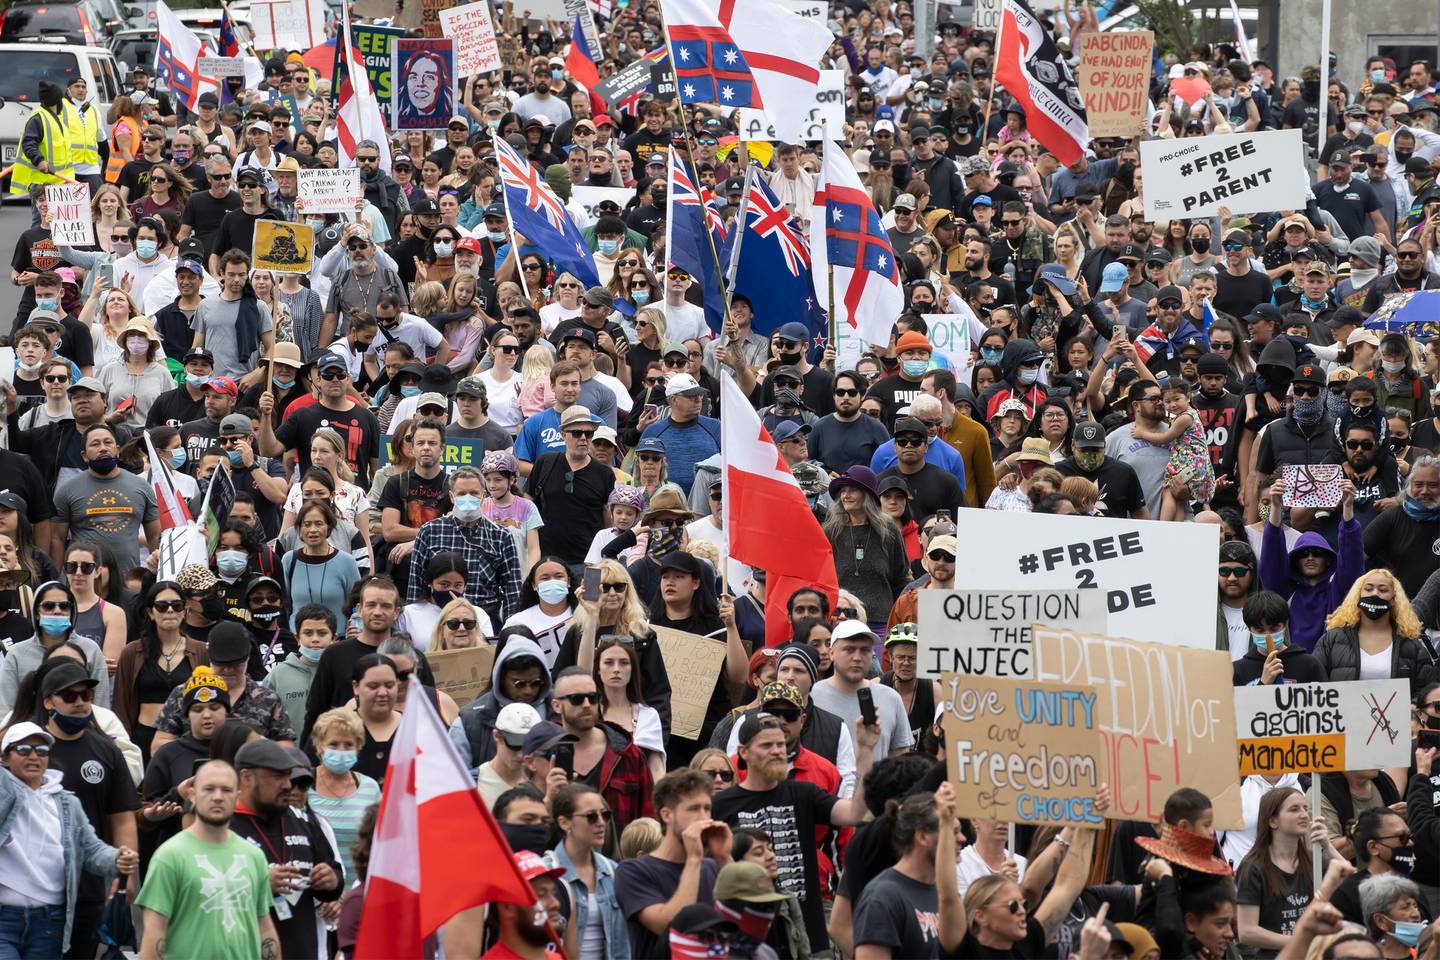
494,138,600,288
668,150,727,333
670,31,756,107
724,176,827,348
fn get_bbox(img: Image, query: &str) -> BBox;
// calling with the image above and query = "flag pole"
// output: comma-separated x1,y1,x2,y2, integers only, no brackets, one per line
339,2,365,148
724,162,755,310
820,125,837,360
498,180,533,303
982,1,1004,136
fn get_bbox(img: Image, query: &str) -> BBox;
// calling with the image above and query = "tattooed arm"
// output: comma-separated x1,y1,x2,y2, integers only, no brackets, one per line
259,914,282,960
140,909,169,960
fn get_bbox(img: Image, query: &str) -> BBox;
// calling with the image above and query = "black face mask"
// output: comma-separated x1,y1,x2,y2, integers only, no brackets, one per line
1358,596,1391,620
1191,237,1211,254
250,605,284,628
778,349,803,365
1396,151,1414,164
499,821,552,854
200,595,228,622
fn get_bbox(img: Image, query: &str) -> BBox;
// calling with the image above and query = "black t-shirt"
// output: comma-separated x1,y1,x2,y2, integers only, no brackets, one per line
0,450,54,526
1055,455,1148,518
118,157,160,202
275,401,382,489
212,209,281,264
183,190,244,255
711,780,838,949
613,854,720,960
1314,178,1381,241
146,386,206,429
231,807,340,960
48,731,140,899
621,128,670,165
445,420,514,452
379,469,451,531
530,453,615,564
57,316,94,370
179,416,221,466
1237,858,1310,939
550,317,628,351
761,365,835,417
1193,389,1245,481
10,225,61,331
852,867,940,958
866,373,928,426
1214,267,1274,319
626,202,665,238
879,463,965,523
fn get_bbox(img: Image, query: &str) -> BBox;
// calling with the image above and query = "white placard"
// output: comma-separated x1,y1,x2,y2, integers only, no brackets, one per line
973,0,1001,30
46,182,92,247
917,589,1109,679
1234,680,1412,775
296,169,362,215
920,311,974,384
250,0,327,51
780,0,825,19
197,56,246,78
949,510,1219,649
571,185,632,222
1140,129,1306,221
738,69,845,142
439,2,501,77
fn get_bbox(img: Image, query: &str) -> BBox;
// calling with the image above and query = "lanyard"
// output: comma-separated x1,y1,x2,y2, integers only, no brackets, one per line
240,811,287,863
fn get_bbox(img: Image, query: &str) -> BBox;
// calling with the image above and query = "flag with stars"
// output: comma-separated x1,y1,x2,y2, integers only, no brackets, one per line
808,139,902,348
660,0,833,140
494,137,600,288
723,175,827,345
667,150,727,334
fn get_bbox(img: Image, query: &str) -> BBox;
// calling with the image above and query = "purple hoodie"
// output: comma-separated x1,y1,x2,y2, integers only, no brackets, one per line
1259,521,1363,651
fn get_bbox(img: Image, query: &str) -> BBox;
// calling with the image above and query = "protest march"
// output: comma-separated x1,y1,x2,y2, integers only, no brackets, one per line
7,0,1440,956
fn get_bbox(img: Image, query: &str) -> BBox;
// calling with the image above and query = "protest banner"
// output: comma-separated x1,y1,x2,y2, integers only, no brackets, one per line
45,183,92,247
1279,463,1344,509
427,645,496,709
563,0,602,60
251,0,327,51
420,0,445,36
1234,680,1410,776
1140,129,1306,220
572,186,633,221
972,0,1001,30
950,510,1218,649
654,626,728,741
941,674,1106,827
780,0,826,19
917,589,1108,678
251,221,313,274
197,56,246,78
297,168,362,215
1077,30,1153,137
738,70,845,142
379,434,492,469
920,312,974,381
1032,625,1242,828
393,39,456,130
439,2,502,77
596,58,654,112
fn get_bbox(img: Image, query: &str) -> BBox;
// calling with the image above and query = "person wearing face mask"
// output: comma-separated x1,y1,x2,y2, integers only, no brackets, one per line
1313,568,1435,693
241,575,292,680
1231,590,1327,685
303,704,382,888
0,581,110,713
1257,472,1361,651
96,317,171,428
1056,421,1149,519
1360,871,1430,958
1329,809,1416,926
52,422,158,575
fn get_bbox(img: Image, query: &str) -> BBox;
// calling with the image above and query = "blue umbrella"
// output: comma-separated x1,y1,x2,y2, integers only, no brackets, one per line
1363,290,1440,342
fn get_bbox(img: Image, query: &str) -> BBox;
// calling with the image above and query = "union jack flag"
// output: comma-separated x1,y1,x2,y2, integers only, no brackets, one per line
494,137,600,287
746,177,809,276
668,149,726,332
671,31,757,107
670,152,726,241
1131,322,1169,363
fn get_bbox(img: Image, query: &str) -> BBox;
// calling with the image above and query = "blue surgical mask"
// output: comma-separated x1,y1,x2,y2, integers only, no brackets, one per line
299,644,325,662
1018,368,1041,386
901,359,928,377
453,494,484,521
598,238,620,255
537,579,570,605
168,449,188,469
1391,920,1425,947
306,218,325,230
273,376,295,390
632,289,650,305
551,68,564,80
35,297,57,312
1251,630,1286,652
980,347,1004,364
215,549,248,576
227,450,245,467
488,230,506,243
1372,69,1388,84
136,239,158,259
188,375,211,388
401,385,421,398
39,615,71,635
322,748,358,773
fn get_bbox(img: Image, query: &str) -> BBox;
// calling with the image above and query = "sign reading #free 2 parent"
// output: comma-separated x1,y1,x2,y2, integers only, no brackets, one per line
1140,129,1305,221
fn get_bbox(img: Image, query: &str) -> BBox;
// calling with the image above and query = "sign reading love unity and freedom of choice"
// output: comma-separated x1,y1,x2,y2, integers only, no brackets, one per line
654,627,728,741
1031,625,1243,828
917,589,1108,679
196,56,246,78
1140,129,1306,220
941,674,1106,828
1234,680,1410,775
1077,30,1153,137
438,2,501,77
949,510,1218,649
45,183,92,247
296,169,362,215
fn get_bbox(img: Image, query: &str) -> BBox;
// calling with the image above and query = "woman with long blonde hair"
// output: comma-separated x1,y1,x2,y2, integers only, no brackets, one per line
91,185,127,254
81,286,143,370
409,280,447,323
1316,568,1432,694
438,270,485,371
429,596,489,651
518,345,556,418
280,429,367,532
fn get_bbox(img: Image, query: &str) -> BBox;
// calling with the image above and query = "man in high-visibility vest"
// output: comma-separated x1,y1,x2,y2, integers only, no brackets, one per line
61,76,103,192
11,81,75,205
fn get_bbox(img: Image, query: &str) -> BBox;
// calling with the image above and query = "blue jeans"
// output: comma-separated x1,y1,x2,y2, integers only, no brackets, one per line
0,903,66,960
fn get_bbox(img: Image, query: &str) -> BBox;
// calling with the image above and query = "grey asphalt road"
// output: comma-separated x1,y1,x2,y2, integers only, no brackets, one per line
0,201,31,330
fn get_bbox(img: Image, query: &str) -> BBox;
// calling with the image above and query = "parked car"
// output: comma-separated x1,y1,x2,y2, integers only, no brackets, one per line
0,1,109,45
0,43,121,190
108,27,156,75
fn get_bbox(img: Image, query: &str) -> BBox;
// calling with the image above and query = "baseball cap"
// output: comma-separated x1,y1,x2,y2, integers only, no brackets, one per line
234,739,295,773
206,376,239,398
1154,284,1185,305
831,619,877,646
713,861,789,904
0,489,27,513
315,352,349,373
665,373,707,398
658,551,704,578
758,680,804,709
1098,262,1129,294
176,258,205,276
893,193,917,211
928,534,957,557
495,703,542,749
775,321,810,342
771,421,810,444
1292,363,1325,386
415,392,448,412
1072,421,1106,449
592,425,617,446
235,168,264,186
218,413,253,436
583,286,614,307
456,237,482,254
455,376,487,399
893,416,929,437
513,849,566,883
40,660,98,699
184,347,215,365
563,327,597,348
206,621,252,664
68,376,107,396
635,437,667,455
521,720,573,756
1,722,53,753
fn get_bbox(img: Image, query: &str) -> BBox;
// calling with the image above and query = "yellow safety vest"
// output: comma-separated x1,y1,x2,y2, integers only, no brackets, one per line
10,107,75,195
63,100,100,170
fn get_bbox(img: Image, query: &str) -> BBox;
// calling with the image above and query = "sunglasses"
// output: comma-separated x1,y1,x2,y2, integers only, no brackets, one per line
1396,251,1423,259
1002,218,1023,226
53,687,95,704
578,809,613,824
141,134,163,141
7,744,50,758
834,388,861,397
1345,439,1376,450
1292,385,1321,399
346,240,371,250
707,768,735,782
152,599,185,613
927,550,955,562
39,600,71,612
1156,300,1182,310
560,692,600,705
651,517,687,529
1222,242,1245,251
565,429,595,439
895,435,926,447
64,561,96,575
319,370,348,381
523,263,543,270
765,706,801,722
43,375,69,384
557,281,582,289
1212,342,1234,351
444,618,477,631
643,377,665,387
618,259,640,268
1217,565,1251,578
356,155,380,163
664,357,689,368
150,176,169,184
600,582,627,593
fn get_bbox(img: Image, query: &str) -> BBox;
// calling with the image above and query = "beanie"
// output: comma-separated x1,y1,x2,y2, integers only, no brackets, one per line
1196,353,1230,376
181,665,231,713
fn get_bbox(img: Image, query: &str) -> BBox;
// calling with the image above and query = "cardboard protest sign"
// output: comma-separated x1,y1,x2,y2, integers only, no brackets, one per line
197,56,246,78
1140,129,1306,220
563,0,602,60
942,674,1106,827
251,221,314,274
950,510,1219,649
572,186,633,222
738,70,845,142
379,434,493,468
1234,680,1410,776
439,2,502,77
347,24,404,110
919,312,974,382
1280,463,1344,509
972,0,1001,30
393,39,456,130
297,169,362,216
917,589,1108,678
427,645,496,708
654,626,727,741
251,0,327,51
419,0,446,37
45,183,92,247
1032,625,1242,828
1078,31,1153,137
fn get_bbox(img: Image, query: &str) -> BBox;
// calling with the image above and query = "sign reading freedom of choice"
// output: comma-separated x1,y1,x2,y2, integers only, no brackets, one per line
949,510,1219,650
1140,129,1306,220
1234,679,1411,775
1032,624,1243,829
942,674,1105,828
916,589,1108,678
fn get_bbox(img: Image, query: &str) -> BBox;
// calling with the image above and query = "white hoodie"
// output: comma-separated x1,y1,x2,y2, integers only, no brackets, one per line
0,769,65,907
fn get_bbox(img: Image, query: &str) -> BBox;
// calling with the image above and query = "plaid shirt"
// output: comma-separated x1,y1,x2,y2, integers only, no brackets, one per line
154,678,295,741
407,514,523,623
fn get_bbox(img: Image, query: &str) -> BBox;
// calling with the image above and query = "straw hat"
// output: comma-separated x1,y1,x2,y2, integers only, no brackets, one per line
1134,823,1232,875
1013,437,1054,465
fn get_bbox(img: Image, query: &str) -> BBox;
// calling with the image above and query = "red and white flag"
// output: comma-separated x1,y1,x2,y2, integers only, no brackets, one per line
335,8,391,173
720,375,838,646
354,678,534,959
144,431,192,530
995,0,1089,166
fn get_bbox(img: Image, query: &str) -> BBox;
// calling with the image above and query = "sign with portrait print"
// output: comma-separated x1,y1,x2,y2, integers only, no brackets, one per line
392,38,456,130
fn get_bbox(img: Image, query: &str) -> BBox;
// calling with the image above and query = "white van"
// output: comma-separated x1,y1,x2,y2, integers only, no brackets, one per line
0,43,121,187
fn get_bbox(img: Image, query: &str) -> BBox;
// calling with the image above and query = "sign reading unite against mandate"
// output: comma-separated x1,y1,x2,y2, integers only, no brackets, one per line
1078,30,1152,137
1234,679,1410,775
941,674,1106,828
1032,625,1243,829
1141,129,1306,220
949,510,1218,649
917,589,1108,678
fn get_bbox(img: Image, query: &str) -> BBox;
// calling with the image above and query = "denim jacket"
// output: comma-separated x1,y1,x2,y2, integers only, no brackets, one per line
547,842,631,960
0,769,118,953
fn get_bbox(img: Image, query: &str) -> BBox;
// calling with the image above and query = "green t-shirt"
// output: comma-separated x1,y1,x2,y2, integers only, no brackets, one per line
135,830,271,960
